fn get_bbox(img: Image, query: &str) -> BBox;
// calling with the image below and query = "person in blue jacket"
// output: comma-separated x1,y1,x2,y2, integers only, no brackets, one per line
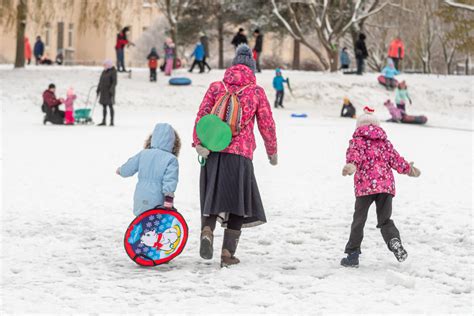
273,68,288,108
33,36,44,65
189,41,205,73
117,123,180,216
381,58,400,90
340,47,350,71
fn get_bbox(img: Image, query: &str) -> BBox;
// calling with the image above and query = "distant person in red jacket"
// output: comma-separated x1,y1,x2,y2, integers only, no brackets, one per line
42,83,65,125
115,26,134,72
388,37,405,71
24,37,32,65
147,47,160,82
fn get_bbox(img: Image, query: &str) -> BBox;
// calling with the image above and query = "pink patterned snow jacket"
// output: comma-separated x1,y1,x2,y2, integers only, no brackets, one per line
193,64,277,160
346,125,411,197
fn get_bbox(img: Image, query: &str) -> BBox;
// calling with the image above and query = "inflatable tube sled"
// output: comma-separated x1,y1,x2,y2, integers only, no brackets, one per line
291,113,308,118
377,75,398,87
401,114,428,125
124,208,189,266
169,77,192,86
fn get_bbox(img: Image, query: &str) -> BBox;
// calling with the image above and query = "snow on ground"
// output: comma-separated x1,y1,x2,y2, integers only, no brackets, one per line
0,65,473,314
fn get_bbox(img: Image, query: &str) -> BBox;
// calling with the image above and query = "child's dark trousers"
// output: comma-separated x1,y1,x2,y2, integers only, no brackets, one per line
344,193,401,254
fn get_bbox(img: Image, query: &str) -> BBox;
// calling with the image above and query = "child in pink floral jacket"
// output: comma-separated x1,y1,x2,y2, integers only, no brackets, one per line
340,107,421,267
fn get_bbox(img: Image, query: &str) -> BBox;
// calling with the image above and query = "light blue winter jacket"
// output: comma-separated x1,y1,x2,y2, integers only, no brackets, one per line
382,66,399,79
119,123,179,216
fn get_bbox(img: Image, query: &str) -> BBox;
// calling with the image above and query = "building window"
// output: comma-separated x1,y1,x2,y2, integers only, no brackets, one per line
45,22,51,46
142,26,148,32
68,23,73,47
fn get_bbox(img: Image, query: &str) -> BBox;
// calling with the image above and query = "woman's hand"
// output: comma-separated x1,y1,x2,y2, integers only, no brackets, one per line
269,154,278,166
196,144,210,159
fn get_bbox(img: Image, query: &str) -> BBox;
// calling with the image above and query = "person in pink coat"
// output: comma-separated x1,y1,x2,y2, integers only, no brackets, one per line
340,107,421,267
192,44,277,267
64,88,76,125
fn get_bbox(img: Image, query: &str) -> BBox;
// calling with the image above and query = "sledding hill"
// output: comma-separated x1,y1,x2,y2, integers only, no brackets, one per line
1,65,472,130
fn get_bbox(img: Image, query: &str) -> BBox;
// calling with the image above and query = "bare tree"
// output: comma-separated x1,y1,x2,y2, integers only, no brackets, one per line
271,0,390,71
443,0,474,11
410,0,439,73
155,0,191,57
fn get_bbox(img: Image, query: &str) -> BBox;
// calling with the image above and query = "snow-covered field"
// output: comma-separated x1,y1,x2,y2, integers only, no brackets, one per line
1,65,472,314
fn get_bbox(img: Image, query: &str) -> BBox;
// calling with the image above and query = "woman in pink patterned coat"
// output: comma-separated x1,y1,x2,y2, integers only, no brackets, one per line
340,107,420,267
192,44,277,267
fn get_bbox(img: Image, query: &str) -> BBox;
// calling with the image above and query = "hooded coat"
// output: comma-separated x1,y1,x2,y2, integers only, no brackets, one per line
346,125,410,197
97,67,117,105
119,123,179,216
354,34,368,59
193,64,277,160
382,59,400,79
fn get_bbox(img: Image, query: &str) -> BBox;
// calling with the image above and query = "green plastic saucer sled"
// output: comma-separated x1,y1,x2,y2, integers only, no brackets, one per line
196,114,232,166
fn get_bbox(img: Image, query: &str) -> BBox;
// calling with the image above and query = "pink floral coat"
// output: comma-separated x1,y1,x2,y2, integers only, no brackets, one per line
346,125,410,197
193,64,277,160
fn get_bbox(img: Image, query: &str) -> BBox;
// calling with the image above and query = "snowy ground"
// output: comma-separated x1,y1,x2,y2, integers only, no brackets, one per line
1,65,473,314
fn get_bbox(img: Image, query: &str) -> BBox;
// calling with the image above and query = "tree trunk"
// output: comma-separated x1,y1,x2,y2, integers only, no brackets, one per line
292,38,300,70
14,0,27,68
327,47,338,72
217,13,224,69
465,55,470,75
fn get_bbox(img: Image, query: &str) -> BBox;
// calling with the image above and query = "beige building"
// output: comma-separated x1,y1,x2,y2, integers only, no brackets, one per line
0,0,161,65
0,0,319,69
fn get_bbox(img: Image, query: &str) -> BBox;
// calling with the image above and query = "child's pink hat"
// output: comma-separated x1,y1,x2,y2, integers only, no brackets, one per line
67,87,74,96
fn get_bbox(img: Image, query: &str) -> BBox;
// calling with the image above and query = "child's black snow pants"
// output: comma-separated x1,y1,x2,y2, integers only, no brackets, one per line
344,193,401,254
275,90,284,108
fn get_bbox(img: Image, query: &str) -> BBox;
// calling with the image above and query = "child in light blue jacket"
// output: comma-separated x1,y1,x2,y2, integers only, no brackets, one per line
117,123,180,216
381,58,399,90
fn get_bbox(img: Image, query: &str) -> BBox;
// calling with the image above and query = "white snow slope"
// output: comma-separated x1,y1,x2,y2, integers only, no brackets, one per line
1,65,473,314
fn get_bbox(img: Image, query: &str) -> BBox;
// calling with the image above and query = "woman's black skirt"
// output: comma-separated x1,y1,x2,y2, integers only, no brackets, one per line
200,152,266,228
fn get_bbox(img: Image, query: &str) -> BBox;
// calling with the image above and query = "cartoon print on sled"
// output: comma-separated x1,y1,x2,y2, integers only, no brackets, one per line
124,208,188,266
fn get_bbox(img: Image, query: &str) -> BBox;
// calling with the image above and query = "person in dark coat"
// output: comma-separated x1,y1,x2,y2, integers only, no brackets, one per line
199,32,211,72
231,28,247,48
33,36,44,65
354,33,368,75
115,26,134,72
42,83,65,125
97,60,117,126
253,29,263,73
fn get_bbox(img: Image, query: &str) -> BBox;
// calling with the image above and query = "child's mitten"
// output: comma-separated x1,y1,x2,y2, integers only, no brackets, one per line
408,162,421,177
196,144,210,158
164,195,174,209
269,153,278,166
342,163,356,176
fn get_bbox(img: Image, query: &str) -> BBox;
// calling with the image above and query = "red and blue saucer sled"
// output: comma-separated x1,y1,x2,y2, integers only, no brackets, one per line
124,207,188,266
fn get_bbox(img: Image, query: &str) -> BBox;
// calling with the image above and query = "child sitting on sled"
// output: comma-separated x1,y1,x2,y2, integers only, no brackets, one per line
340,97,356,118
381,58,399,90
384,99,403,122
117,123,180,216
340,107,421,267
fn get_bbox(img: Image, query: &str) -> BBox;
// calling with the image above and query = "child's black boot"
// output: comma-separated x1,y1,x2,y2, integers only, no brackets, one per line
389,238,408,262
